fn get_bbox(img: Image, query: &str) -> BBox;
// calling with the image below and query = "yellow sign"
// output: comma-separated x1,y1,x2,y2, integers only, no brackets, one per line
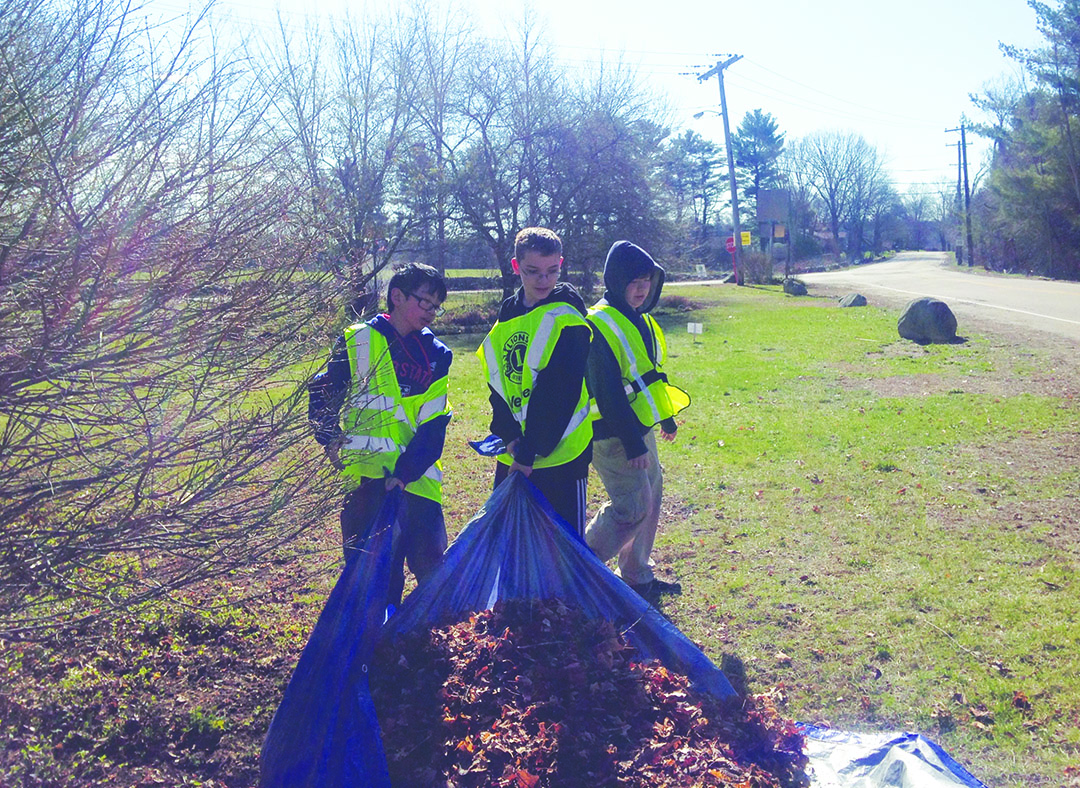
740,231,751,245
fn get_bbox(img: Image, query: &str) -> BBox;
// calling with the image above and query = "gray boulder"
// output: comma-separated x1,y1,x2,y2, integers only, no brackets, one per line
839,293,867,307
783,278,808,296
897,297,958,343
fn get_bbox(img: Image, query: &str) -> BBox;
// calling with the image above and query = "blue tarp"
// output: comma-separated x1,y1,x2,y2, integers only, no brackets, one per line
799,725,986,788
261,473,987,788
261,474,734,787
260,488,400,788
380,473,737,700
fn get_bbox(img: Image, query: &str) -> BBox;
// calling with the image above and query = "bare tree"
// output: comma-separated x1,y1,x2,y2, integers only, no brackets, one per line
0,0,340,638
552,60,671,287
776,144,819,260
260,13,333,221
845,143,890,258
407,3,475,275
258,8,421,310
788,130,889,259
901,191,933,249
332,12,420,294
970,74,1028,159
447,17,552,295
789,131,852,255
446,16,669,295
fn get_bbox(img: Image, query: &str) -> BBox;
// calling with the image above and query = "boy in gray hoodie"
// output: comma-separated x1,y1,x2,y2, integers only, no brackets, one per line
584,240,690,601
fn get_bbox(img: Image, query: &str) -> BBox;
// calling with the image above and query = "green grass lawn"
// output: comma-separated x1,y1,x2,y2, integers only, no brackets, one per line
444,267,499,278
437,284,1080,786
4,283,1076,787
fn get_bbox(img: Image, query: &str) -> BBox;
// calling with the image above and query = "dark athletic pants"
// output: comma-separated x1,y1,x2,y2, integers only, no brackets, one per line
494,461,588,537
341,478,447,607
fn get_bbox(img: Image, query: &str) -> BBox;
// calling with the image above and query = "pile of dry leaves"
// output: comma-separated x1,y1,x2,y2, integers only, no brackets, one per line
370,598,808,787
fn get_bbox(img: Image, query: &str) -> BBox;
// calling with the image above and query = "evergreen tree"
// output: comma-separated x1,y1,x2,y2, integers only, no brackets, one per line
976,0,1080,278
658,130,724,248
733,109,786,202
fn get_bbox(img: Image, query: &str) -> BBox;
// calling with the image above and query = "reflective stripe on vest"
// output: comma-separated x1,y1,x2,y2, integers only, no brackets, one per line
477,303,592,468
587,303,688,427
339,324,448,502
418,393,449,423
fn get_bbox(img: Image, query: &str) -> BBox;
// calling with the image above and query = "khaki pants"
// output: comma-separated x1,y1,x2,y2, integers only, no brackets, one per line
585,429,662,585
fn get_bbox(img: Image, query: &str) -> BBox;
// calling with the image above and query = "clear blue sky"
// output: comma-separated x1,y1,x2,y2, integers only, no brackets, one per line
183,0,1046,199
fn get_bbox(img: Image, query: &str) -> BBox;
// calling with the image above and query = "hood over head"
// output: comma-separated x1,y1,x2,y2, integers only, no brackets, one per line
602,240,665,313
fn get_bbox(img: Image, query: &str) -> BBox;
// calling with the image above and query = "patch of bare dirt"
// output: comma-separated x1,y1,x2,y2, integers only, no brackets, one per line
819,283,1080,579
834,360,1079,399
934,432,1080,557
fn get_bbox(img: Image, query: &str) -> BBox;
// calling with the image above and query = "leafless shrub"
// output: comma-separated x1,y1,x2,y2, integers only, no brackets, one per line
0,0,341,638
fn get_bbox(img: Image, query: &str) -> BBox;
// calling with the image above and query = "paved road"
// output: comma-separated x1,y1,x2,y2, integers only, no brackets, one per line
800,251,1080,342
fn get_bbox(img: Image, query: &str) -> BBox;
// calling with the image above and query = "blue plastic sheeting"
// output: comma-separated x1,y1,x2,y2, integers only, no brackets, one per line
467,433,506,456
383,473,737,700
799,724,987,788
259,489,399,788
260,473,735,788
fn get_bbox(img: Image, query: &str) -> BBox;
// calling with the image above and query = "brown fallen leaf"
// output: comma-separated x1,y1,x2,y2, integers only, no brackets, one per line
514,769,540,787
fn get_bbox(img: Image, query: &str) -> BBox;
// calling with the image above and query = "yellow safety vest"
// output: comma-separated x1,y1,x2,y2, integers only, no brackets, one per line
587,301,690,428
477,303,593,468
340,324,448,502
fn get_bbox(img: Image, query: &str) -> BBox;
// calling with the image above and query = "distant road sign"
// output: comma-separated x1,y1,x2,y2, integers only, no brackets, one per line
725,236,735,253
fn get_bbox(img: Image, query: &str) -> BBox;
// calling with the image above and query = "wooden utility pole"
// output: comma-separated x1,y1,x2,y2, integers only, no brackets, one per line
946,141,962,263
946,121,975,267
698,55,743,284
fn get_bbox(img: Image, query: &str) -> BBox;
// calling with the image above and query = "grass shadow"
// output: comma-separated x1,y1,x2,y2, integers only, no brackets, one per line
719,652,751,698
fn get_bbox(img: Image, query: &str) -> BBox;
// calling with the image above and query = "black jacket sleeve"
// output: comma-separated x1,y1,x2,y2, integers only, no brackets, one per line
514,322,592,466
586,334,648,459
308,336,350,446
488,386,523,446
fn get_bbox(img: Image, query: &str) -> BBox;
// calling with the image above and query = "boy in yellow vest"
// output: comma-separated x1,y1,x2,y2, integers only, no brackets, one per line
308,263,453,606
478,227,593,534
585,241,690,601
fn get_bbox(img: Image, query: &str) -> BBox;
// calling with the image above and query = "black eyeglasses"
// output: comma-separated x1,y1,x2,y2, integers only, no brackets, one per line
406,291,445,316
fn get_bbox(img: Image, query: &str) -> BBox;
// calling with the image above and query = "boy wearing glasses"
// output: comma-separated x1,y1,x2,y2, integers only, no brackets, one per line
478,227,593,534
309,263,452,607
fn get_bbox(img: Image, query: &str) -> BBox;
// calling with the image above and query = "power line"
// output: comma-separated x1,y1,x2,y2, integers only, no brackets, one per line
740,58,925,124
725,71,939,131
